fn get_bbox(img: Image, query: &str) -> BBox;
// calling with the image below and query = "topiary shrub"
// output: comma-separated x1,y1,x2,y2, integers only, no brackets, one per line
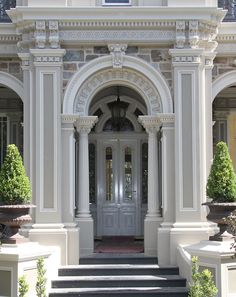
0,144,31,205
206,141,236,202
18,275,29,297
36,257,47,297
188,256,218,297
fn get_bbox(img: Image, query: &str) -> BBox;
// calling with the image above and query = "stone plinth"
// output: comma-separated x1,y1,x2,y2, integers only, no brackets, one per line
178,240,236,297
0,242,60,297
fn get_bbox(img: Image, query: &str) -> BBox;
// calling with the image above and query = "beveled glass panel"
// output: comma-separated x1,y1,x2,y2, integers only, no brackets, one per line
142,142,148,204
106,147,113,201
89,143,96,204
124,146,132,201
0,116,8,166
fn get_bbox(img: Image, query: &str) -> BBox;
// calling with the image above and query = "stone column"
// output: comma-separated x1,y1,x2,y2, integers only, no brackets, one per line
139,116,162,256
61,114,80,264
74,116,98,256
157,114,175,265
169,48,215,265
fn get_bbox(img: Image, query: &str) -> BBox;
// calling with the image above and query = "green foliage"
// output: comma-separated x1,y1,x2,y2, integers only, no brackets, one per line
188,256,218,297
18,275,29,297
0,144,31,205
206,142,236,202
36,257,47,297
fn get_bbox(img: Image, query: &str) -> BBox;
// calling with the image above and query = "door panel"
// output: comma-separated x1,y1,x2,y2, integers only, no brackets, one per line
97,137,138,236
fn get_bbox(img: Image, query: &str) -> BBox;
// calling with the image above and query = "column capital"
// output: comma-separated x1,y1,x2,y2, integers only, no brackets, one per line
138,116,161,134
30,49,66,66
75,116,98,134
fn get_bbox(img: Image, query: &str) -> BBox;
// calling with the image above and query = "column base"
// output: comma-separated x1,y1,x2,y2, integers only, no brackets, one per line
144,216,162,256
169,222,217,265
157,222,173,265
29,223,79,265
63,223,80,264
75,216,94,256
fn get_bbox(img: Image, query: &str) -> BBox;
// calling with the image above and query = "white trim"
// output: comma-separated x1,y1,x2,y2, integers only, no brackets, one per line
212,70,236,101
0,71,24,101
63,55,173,115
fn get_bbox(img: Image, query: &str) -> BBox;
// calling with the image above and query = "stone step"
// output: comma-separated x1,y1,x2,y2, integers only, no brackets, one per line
49,286,188,297
79,255,158,265
51,275,186,288
49,256,188,297
58,264,179,276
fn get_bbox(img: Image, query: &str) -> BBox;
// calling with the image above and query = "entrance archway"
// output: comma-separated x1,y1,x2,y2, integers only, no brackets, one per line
62,55,173,255
0,72,24,165
212,71,236,169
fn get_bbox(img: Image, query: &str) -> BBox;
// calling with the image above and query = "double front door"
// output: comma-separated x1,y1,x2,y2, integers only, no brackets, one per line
96,136,141,236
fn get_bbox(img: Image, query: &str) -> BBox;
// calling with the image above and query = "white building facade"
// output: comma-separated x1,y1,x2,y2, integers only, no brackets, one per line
0,0,236,266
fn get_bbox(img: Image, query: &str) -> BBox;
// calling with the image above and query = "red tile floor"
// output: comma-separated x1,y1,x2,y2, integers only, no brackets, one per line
94,236,144,253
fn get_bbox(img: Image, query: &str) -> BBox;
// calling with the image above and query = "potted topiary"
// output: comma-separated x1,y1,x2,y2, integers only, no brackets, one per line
203,141,236,241
0,144,35,244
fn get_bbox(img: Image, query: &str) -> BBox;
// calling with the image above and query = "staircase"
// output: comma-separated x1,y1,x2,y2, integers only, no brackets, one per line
49,255,188,297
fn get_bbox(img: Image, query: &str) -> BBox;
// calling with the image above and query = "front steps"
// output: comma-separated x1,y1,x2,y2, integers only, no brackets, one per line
49,255,188,297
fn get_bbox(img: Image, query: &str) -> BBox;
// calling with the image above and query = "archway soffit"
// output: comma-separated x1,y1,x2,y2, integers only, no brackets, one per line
212,70,236,102
63,55,173,115
0,71,24,102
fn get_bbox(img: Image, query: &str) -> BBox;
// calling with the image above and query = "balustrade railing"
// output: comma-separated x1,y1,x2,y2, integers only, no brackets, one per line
0,0,235,23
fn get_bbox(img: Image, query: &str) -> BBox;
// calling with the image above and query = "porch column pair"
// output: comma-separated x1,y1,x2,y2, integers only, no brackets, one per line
139,116,162,256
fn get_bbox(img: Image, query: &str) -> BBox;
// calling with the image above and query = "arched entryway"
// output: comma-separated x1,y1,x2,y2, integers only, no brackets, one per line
62,55,173,256
212,70,236,168
0,72,24,165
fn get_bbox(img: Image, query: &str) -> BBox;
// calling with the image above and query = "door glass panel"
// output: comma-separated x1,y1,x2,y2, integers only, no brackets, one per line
142,142,148,204
0,116,8,166
106,147,113,202
124,146,132,201
89,143,96,203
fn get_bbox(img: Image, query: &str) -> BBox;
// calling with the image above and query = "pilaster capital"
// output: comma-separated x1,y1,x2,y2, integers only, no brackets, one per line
18,53,31,70
157,114,175,128
30,49,65,66
75,116,98,135
61,114,80,128
138,116,161,134
204,52,216,70
169,48,204,66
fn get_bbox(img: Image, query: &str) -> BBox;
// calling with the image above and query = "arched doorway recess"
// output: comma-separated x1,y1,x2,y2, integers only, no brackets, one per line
62,55,173,256
212,70,236,169
0,72,24,165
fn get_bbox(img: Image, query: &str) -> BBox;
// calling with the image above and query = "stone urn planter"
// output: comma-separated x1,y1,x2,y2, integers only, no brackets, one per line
204,142,236,241
0,145,33,244
0,205,36,244
202,202,236,241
